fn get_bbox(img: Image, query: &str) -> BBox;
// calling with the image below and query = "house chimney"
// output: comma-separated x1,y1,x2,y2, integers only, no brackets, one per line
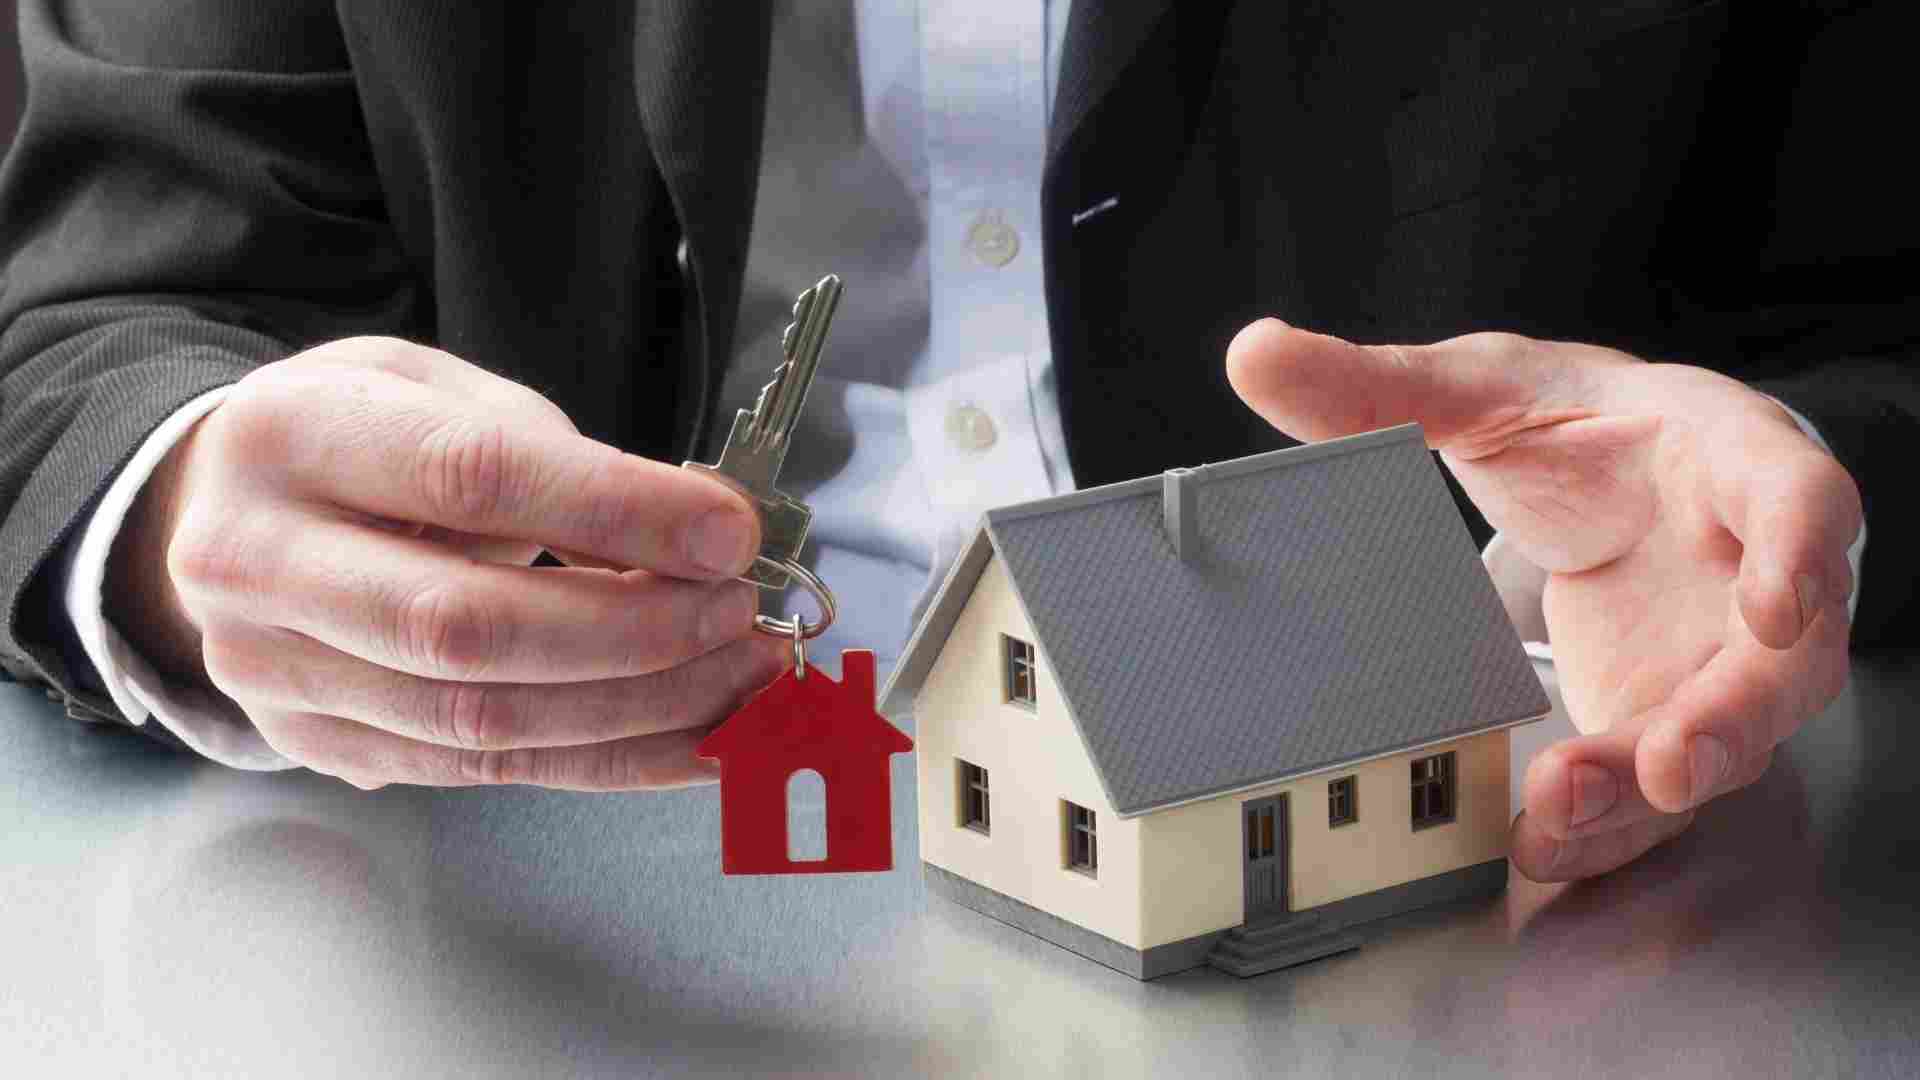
1163,466,1202,561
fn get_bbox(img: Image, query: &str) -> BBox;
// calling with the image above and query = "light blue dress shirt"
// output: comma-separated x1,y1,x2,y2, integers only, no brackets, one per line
717,0,1078,671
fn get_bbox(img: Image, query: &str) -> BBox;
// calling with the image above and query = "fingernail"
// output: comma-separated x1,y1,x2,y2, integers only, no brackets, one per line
1569,764,1618,828
1687,734,1730,805
687,508,755,576
1794,573,1820,630
699,583,757,648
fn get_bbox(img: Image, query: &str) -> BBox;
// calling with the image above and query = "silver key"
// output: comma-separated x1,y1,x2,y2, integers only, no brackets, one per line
683,273,843,589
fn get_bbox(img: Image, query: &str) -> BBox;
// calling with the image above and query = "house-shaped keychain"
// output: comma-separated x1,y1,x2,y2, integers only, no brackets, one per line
697,650,914,874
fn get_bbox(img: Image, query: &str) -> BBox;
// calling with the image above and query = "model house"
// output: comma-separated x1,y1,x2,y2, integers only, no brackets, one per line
878,424,1551,978
699,650,914,875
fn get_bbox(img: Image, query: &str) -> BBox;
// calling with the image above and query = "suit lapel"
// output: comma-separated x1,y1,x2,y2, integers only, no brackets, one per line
633,0,775,448
1050,0,1178,160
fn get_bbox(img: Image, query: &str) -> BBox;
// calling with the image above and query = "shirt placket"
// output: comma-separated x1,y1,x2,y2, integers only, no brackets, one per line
911,2,1063,549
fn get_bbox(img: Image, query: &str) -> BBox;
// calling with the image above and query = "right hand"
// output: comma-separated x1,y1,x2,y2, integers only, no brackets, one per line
105,337,790,790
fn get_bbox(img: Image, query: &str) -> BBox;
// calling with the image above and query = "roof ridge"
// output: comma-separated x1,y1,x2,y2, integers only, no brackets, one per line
984,423,1425,526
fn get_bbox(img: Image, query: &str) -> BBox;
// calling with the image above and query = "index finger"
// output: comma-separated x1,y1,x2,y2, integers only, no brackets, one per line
248,367,760,579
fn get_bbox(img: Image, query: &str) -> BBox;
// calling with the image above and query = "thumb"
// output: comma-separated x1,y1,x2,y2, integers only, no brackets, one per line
1224,319,1594,452
1227,319,1663,572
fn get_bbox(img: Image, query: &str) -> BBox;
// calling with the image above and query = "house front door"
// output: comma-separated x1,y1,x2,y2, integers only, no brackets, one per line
1242,794,1288,923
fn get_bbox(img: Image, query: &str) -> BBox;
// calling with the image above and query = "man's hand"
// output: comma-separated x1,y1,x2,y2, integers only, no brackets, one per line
105,337,790,790
1226,321,1861,881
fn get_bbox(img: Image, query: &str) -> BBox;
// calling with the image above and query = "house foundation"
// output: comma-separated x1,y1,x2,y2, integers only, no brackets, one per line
924,857,1511,981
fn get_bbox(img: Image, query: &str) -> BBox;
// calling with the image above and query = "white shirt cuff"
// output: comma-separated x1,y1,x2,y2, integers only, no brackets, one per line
56,386,294,771
1482,398,1868,664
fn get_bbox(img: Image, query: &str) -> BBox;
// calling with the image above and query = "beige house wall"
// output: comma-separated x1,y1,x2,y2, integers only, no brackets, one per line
1137,729,1511,948
915,551,1521,955
914,556,1144,948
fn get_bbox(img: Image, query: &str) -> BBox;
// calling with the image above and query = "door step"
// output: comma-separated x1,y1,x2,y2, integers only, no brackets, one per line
1206,917,1363,978
1233,911,1327,943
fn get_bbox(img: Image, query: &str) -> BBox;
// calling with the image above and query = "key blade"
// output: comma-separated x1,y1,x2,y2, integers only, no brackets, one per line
760,274,842,443
681,273,844,590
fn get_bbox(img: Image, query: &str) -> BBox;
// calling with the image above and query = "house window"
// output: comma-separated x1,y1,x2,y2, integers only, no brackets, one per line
959,760,990,833
1328,775,1358,828
1003,635,1037,708
1064,801,1097,877
1411,752,1456,830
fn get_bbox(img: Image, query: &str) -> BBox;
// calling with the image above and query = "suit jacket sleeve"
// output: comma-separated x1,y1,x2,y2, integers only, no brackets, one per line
1750,361,1914,650
1703,6,1917,651
0,0,412,719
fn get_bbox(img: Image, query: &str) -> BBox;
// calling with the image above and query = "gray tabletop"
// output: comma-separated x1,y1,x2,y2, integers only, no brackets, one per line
5,654,1918,1079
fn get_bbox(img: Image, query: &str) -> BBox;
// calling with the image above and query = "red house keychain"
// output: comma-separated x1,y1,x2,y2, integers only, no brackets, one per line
683,273,913,875
697,626,912,875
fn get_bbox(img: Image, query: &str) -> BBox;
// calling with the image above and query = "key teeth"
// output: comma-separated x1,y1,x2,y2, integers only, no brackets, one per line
746,381,773,442
782,288,815,358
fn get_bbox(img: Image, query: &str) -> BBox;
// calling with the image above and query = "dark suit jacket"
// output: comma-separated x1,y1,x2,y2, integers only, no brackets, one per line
0,0,1913,732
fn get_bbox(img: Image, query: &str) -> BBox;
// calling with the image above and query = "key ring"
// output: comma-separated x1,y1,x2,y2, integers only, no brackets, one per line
749,555,836,648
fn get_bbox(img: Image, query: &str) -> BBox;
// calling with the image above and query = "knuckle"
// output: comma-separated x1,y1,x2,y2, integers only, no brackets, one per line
450,747,495,785
1775,451,1862,531
431,680,514,750
1460,331,1530,363
1815,458,1865,530
453,746,527,786
302,335,415,369
198,626,261,702
575,469,646,562
618,605,704,677
213,376,293,453
640,662,702,733
167,510,275,601
591,739,654,790
252,713,321,769
165,520,228,594
296,336,457,387
1378,342,1421,375
417,416,524,524
371,337,445,372
396,584,504,679
365,339,471,384
1788,450,1841,495
247,713,294,758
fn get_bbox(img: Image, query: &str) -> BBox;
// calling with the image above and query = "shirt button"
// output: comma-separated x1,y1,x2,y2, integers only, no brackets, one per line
946,404,998,452
966,212,1020,268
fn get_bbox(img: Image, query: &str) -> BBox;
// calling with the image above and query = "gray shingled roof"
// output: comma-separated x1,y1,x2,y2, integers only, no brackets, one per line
879,424,1550,818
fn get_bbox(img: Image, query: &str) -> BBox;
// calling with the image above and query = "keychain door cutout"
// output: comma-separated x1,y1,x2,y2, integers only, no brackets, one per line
696,650,913,875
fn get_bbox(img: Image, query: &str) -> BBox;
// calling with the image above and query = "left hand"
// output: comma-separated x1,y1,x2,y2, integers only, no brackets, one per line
1226,321,1861,882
